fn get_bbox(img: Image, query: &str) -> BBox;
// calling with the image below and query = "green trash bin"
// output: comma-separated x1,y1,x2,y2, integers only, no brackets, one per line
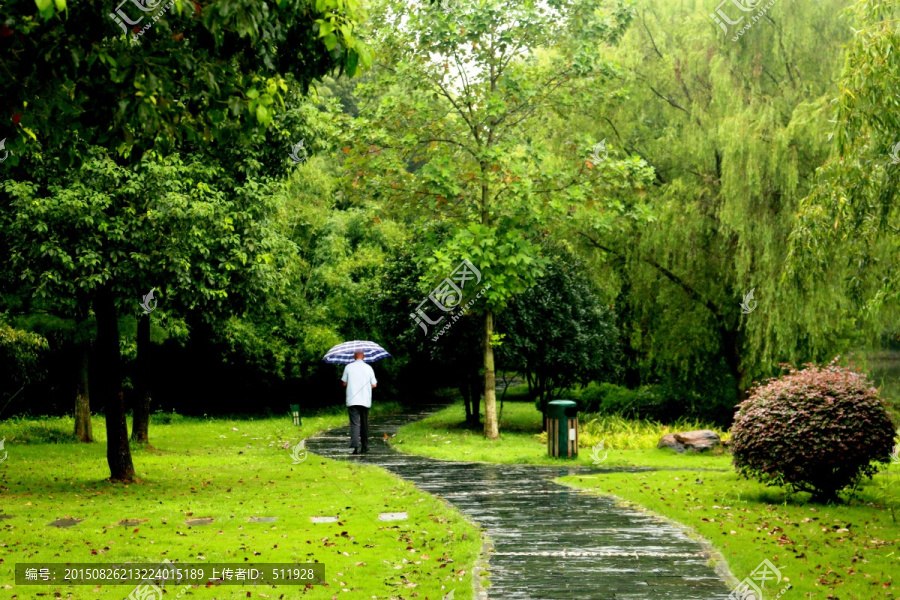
289,404,302,426
547,400,578,458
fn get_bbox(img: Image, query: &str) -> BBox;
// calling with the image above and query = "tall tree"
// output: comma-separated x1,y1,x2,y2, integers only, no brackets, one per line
789,0,900,330
1,0,370,478
347,0,639,438
498,249,621,424
572,0,854,408
3,148,300,480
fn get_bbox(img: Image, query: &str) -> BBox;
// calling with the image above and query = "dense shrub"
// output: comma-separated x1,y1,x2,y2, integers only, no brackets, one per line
150,409,186,425
498,249,621,419
500,382,533,402
730,362,897,502
571,382,678,421
0,416,77,444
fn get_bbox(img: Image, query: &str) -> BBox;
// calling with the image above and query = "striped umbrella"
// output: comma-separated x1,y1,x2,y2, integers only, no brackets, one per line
322,340,391,365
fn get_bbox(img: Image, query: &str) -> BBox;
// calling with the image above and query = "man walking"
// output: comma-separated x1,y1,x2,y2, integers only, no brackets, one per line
341,350,377,454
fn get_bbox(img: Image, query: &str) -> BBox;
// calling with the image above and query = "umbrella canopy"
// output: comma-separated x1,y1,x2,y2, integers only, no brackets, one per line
322,340,391,365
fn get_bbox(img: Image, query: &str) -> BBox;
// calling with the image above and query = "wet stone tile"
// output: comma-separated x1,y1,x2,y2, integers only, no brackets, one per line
248,517,278,523
310,516,339,524
48,518,82,528
184,518,214,526
377,512,408,521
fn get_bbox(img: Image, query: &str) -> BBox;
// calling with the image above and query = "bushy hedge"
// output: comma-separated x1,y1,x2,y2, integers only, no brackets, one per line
570,382,678,421
730,362,897,501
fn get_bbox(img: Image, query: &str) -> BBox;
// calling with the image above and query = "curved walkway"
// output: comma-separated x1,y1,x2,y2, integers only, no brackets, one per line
306,405,733,600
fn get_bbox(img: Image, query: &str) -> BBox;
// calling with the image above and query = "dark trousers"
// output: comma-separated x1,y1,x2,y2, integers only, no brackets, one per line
348,405,369,450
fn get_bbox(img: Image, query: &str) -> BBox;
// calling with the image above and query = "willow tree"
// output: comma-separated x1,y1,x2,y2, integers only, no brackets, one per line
346,0,640,438
789,0,900,333
569,0,854,413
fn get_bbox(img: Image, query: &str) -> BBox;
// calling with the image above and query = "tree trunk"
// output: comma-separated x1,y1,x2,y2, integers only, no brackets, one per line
94,286,135,482
483,311,499,439
721,326,745,405
460,377,473,424
73,344,93,443
131,313,151,443
469,374,481,425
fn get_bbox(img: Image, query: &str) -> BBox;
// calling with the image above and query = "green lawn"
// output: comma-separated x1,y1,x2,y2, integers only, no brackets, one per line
394,400,900,599
0,407,479,599
562,469,900,600
391,401,730,469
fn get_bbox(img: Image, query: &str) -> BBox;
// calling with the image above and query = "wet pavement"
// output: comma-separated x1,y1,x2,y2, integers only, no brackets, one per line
306,405,733,600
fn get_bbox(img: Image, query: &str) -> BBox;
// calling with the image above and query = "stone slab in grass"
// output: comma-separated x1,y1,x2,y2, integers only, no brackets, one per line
310,516,339,524
185,518,215,526
117,519,148,527
248,517,278,523
0,514,14,521
378,512,408,522
48,518,82,528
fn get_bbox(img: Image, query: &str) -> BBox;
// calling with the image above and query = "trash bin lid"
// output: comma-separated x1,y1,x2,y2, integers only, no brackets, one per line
548,400,577,408
548,399,577,419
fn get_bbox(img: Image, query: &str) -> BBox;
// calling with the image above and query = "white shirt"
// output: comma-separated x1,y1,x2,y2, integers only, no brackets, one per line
341,359,377,408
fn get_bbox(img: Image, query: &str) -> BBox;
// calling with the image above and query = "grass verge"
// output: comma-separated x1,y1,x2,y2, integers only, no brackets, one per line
391,401,730,469
392,399,900,599
561,469,900,600
0,406,480,599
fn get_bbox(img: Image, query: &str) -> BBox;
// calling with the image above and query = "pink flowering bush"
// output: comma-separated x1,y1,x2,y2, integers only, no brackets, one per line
730,361,896,502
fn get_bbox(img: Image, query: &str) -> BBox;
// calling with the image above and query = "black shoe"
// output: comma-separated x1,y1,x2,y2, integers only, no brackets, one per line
361,447,369,454
351,448,360,455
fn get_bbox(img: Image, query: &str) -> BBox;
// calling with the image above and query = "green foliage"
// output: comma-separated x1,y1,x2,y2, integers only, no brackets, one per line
0,414,77,443
3,148,294,318
731,362,897,501
568,381,666,418
0,0,371,166
573,413,727,451
497,250,621,413
789,0,900,327
150,408,185,425
573,0,855,408
500,382,532,402
347,0,647,310
211,162,406,383
0,316,48,398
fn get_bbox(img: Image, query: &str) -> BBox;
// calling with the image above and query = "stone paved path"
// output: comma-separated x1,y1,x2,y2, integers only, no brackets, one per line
306,405,733,600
